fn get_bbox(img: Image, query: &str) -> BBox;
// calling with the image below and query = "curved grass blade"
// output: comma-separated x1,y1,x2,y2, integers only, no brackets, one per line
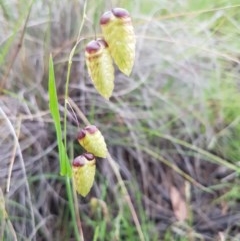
48,55,71,176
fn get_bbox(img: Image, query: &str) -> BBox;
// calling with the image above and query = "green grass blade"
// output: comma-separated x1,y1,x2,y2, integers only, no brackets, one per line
48,54,71,176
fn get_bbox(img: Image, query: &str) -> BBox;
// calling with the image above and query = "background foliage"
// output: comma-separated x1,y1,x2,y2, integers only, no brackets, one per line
1,0,240,240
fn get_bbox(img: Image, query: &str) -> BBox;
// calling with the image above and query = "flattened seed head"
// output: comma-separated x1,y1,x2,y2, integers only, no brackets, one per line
77,125,107,158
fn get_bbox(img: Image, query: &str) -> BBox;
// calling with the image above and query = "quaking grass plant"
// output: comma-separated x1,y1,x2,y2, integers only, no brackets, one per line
48,2,145,241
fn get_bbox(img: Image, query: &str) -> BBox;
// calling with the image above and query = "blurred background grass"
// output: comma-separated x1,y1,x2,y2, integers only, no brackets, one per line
1,0,240,240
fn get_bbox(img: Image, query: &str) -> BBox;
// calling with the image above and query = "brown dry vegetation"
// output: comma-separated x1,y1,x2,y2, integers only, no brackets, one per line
1,0,240,240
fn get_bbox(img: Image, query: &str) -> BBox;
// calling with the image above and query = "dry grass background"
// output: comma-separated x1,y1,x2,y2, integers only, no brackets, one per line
1,0,240,240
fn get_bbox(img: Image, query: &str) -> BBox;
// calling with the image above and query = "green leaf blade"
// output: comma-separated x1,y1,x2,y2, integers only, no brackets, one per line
48,54,71,176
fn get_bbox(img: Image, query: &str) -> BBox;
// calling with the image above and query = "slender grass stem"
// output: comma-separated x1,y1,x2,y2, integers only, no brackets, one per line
62,1,88,240
72,184,84,241
107,153,146,241
63,0,88,172
65,177,82,241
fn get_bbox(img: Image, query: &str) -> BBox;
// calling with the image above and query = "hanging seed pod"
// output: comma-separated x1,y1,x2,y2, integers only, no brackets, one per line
85,38,114,99
72,153,96,197
77,125,107,158
100,8,136,76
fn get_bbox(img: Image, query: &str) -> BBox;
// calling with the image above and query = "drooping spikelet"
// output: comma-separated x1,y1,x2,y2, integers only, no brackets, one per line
77,125,107,158
100,8,136,76
85,38,114,99
72,153,96,197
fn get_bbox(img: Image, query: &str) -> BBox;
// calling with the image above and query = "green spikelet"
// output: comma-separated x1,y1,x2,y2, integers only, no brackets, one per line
85,38,114,99
100,8,136,76
72,153,96,197
77,125,107,158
